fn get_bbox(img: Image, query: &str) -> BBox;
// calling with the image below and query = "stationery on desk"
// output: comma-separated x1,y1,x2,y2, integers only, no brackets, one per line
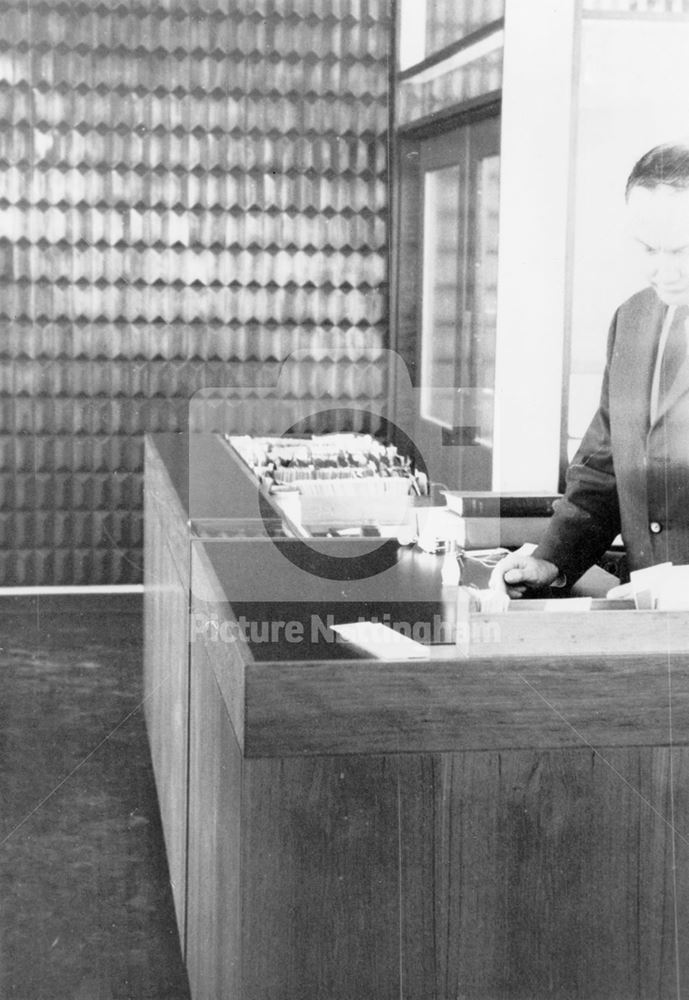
413,491,561,550
441,490,561,518
607,562,689,610
330,621,431,660
453,516,553,548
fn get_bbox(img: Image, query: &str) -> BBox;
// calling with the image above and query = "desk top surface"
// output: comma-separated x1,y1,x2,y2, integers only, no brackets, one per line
149,433,689,662
148,435,689,755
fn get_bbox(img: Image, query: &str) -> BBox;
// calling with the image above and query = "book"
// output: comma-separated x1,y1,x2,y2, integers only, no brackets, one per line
442,490,561,518
451,515,553,549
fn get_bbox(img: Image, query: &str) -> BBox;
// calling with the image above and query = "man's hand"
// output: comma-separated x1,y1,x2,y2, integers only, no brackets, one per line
489,551,561,598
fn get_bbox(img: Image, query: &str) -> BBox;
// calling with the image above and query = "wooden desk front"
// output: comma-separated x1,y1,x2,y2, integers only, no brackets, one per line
145,433,689,1000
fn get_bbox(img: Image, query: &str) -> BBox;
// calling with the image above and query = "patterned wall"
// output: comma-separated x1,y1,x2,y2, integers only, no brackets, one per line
583,0,689,10
0,0,392,585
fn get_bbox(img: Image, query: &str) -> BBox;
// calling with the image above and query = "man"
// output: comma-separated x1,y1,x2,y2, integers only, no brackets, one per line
491,142,689,597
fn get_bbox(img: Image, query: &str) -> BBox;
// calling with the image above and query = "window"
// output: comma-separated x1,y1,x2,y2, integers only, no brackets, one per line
566,6,689,459
391,3,503,490
419,122,500,447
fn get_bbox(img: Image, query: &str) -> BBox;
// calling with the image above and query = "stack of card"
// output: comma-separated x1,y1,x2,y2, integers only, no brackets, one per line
607,563,689,610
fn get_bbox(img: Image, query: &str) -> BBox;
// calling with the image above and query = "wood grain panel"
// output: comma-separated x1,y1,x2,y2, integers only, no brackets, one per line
636,748,689,998
190,545,251,751
143,442,190,951
398,747,689,1000
151,544,189,948
189,597,247,751
243,650,689,757
145,438,191,582
398,750,519,999
241,755,401,1000
494,749,620,998
186,641,243,1000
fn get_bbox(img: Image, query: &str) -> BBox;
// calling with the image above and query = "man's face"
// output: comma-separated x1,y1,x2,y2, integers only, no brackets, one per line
627,184,689,305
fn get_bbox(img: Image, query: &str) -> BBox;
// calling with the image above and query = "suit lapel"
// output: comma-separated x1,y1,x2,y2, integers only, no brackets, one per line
615,291,665,435
654,307,689,425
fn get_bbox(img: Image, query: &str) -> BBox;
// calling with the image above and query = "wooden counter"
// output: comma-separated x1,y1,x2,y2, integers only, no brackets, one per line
145,433,689,1000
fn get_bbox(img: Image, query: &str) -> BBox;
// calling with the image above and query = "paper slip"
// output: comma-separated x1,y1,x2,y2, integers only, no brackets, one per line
331,622,430,660
475,589,510,613
606,562,689,609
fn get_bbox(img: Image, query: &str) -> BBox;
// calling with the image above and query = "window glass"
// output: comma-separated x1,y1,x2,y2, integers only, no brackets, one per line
567,15,689,457
397,34,503,127
420,165,462,428
419,122,500,463
425,0,505,55
398,0,504,69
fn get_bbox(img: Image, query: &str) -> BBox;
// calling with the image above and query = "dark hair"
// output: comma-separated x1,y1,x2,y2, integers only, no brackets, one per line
625,142,689,199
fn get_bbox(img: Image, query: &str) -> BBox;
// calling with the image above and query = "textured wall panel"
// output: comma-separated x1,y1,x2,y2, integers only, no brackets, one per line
583,0,689,10
0,0,392,584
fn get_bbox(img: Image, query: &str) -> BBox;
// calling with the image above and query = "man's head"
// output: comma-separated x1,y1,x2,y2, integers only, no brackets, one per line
626,142,689,306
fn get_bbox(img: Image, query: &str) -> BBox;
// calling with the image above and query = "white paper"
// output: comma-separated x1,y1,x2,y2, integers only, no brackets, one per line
331,621,430,660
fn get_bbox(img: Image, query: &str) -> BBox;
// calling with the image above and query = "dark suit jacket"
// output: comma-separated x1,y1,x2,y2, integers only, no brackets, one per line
535,287,689,585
